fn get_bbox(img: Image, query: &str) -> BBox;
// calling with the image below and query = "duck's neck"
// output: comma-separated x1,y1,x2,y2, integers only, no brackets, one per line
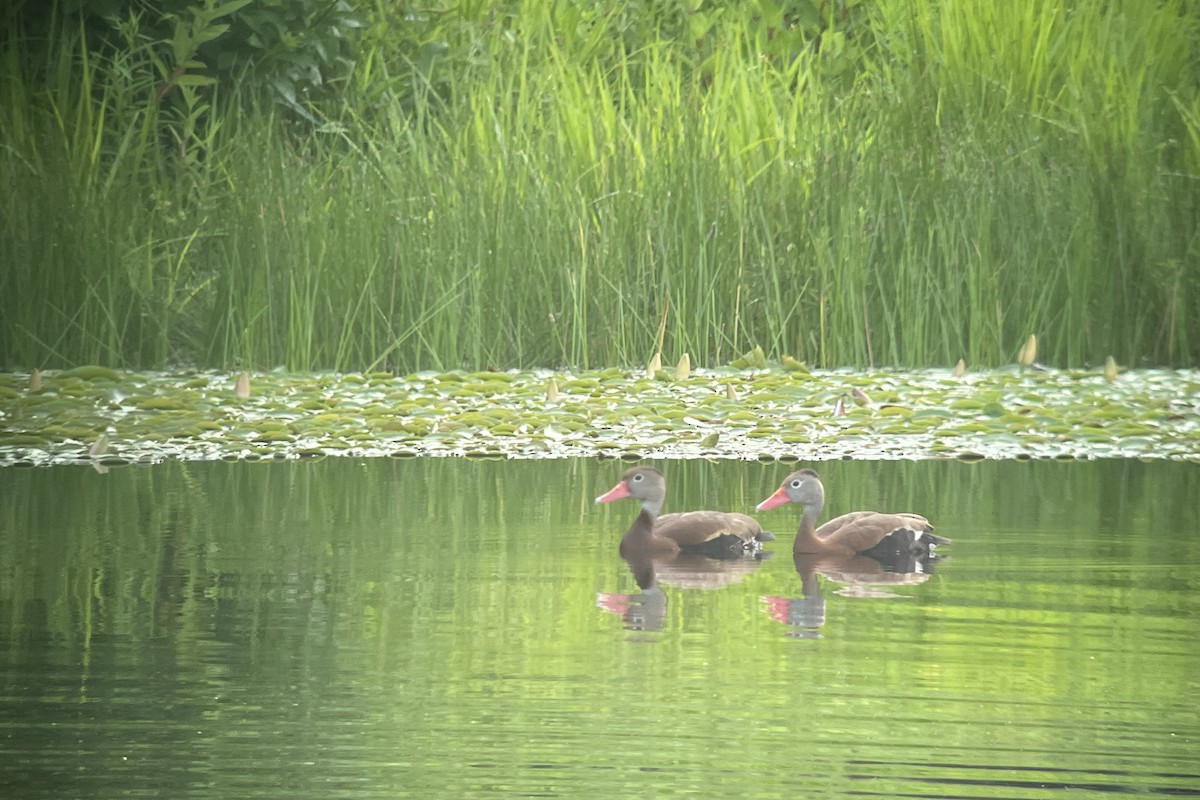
793,502,825,554
621,507,657,545
620,506,670,554
640,497,663,517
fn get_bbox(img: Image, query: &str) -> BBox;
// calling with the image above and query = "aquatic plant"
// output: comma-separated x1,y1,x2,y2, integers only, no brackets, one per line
2,366,1197,466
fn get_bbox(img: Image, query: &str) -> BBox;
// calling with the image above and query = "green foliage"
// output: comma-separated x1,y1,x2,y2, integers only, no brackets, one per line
12,0,362,115
0,0,1197,371
201,0,364,118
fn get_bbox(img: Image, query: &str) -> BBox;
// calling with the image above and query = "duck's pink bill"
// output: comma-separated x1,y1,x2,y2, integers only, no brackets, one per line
595,481,632,503
755,488,790,512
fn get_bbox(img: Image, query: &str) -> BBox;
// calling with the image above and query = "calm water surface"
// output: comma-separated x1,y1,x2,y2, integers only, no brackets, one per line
2,458,1198,798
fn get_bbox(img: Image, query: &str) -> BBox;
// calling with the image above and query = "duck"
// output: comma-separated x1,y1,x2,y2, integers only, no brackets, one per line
756,469,949,558
595,466,772,558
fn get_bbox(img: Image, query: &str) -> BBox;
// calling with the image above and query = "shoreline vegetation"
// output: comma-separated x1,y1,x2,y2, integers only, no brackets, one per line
1,1,1197,373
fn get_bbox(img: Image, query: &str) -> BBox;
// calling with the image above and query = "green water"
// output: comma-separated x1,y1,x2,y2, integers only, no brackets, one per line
2,458,1198,798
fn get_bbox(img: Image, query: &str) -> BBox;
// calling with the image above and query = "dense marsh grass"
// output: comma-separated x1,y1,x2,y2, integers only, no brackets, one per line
1,1,1197,372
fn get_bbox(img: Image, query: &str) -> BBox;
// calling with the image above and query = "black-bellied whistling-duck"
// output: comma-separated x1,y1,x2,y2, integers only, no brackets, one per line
756,469,949,558
595,466,772,558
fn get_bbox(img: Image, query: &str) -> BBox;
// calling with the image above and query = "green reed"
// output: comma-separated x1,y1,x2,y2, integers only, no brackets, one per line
1,0,1196,372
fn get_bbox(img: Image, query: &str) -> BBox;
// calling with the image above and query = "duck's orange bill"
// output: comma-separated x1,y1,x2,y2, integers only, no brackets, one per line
755,488,790,512
595,481,632,503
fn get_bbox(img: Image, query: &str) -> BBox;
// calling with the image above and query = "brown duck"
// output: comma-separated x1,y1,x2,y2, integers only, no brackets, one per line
596,466,773,558
756,469,949,558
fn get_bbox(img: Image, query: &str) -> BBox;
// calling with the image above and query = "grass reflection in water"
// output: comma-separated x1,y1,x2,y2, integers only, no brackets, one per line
1,458,1198,799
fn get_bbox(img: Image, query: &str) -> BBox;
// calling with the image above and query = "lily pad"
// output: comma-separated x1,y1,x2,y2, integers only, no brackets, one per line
0,366,1197,465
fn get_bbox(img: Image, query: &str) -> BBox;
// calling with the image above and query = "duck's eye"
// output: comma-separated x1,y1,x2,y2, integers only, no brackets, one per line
789,479,802,488
632,473,644,482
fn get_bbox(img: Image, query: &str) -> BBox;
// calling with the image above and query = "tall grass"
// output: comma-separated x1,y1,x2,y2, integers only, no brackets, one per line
1,0,1197,372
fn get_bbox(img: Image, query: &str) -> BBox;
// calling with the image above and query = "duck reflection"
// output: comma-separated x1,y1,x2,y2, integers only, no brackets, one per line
597,551,770,632
761,551,941,638
594,466,773,633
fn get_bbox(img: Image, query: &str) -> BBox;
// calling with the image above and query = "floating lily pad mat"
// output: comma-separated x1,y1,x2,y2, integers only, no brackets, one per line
1,366,1198,466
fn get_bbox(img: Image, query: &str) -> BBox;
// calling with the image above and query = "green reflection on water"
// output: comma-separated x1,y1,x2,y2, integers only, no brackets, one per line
1,458,1199,799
